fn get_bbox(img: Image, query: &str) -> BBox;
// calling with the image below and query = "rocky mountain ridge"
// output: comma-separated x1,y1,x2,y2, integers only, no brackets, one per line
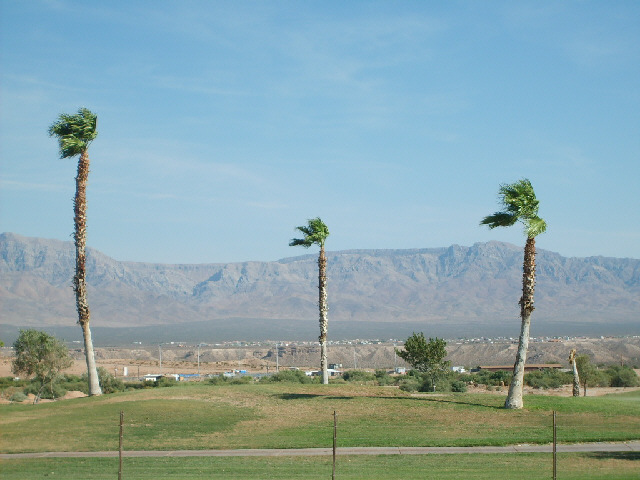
1,233,638,339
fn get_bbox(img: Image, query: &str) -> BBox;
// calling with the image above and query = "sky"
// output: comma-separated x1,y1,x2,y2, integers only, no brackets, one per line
1,1,639,264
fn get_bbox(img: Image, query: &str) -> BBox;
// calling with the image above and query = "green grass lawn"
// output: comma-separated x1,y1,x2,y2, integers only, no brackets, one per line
2,453,640,480
1,383,638,454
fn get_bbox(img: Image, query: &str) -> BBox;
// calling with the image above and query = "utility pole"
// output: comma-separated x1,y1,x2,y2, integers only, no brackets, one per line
158,344,162,374
393,342,397,371
276,343,279,372
197,344,200,374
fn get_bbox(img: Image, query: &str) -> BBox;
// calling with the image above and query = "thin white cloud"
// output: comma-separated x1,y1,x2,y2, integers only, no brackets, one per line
0,179,66,193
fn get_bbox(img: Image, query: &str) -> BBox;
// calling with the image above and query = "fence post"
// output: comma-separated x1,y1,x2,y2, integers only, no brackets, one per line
332,411,337,480
119,410,124,480
552,410,557,480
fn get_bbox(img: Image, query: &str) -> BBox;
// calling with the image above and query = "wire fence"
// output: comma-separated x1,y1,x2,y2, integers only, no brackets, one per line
109,409,639,480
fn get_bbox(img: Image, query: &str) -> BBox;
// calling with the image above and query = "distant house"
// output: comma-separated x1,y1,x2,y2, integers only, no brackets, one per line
452,366,467,373
477,364,562,372
142,374,180,382
307,369,342,377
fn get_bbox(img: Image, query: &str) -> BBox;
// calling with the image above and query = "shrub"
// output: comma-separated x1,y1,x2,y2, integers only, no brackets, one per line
0,376,27,389
524,369,573,389
397,376,421,392
24,379,67,399
450,380,468,392
342,370,376,383
208,374,228,386
227,375,253,385
606,365,640,387
124,381,146,390
261,370,313,384
58,374,86,393
157,376,178,387
9,391,27,403
374,369,395,386
81,367,125,393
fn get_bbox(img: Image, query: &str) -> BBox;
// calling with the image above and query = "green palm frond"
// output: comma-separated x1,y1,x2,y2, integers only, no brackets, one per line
289,217,329,249
526,216,547,237
481,178,547,238
48,108,98,159
480,212,518,229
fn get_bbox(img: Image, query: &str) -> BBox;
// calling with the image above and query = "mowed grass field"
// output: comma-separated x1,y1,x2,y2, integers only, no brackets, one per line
1,383,639,478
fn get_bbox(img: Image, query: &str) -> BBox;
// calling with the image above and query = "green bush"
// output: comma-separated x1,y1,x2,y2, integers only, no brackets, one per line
157,376,178,387
260,370,313,384
606,365,640,387
227,375,253,385
342,370,376,383
208,374,228,386
9,391,28,403
0,376,27,389
397,376,422,392
24,378,67,399
467,370,512,387
450,380,468,392
80,368,125,394
422,375,465,393
524,369,573,389
375,369,395,386
58,374,88,393
124,381,146,390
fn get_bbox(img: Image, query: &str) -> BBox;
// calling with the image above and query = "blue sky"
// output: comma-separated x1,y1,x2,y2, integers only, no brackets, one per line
1,1,639,264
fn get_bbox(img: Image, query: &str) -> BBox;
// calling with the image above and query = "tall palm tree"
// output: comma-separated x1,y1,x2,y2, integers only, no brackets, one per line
569,349,580,397
481,178,546,409
48,108,102,396
290,217,330,384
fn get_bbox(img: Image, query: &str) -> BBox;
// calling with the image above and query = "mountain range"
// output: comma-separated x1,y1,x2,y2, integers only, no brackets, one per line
1,232,638,343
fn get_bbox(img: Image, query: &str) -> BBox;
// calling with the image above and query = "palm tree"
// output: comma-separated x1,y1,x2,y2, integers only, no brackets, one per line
569,349,580,397
481,178,546,409
290,217,330,384
48,108,102,396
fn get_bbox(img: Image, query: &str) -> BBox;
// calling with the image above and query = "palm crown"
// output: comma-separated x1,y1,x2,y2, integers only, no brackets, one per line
48,108,98,158
289,217,330,249
480,178,547,238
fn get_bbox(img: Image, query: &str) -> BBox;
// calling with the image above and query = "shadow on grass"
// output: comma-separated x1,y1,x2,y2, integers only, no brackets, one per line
275,392,504,409
586,452,640,461
276,393,326,400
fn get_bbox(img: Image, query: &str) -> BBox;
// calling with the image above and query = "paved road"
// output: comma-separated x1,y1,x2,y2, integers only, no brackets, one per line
3,442,639,459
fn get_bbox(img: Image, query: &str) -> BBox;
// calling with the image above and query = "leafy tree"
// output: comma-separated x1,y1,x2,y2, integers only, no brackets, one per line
49,108,102,396
396,333,450,392
289,217,330,384
11,329,73,403
575,354,608,396
481,178,547,409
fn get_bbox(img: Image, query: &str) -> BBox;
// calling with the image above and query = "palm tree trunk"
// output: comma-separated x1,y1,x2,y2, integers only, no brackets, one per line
504,237,536,409
318,245,329,385
74,151,102,396
571,361,581,397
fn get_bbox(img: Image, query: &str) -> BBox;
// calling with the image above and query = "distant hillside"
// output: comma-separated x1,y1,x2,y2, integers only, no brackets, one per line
0,232,638,341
